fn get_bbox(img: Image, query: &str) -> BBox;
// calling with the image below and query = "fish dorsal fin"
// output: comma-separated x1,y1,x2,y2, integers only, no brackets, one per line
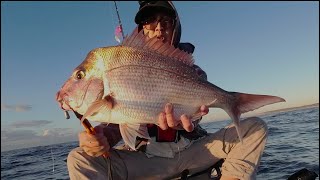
122,27,194,66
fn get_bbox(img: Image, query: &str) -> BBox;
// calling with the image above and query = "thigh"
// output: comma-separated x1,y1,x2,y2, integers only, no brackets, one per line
172,118,267,177
215,117,268,179
117,118,267,179
67,147,127,180
116,149,179,180
116,133,228,179
175,130,230,176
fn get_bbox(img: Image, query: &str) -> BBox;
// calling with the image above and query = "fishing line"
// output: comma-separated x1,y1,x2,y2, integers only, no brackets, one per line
51,146,55,174
177,146,181,161
113,1,125,38
109,1,125,43
109,2,117,32
46,124,57,178
50,131,55,177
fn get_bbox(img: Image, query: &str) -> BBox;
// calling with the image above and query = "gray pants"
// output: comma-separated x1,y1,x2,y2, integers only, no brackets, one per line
67,117,268,180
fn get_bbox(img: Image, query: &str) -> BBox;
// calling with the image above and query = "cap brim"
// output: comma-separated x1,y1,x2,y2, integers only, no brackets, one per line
135,4,175,24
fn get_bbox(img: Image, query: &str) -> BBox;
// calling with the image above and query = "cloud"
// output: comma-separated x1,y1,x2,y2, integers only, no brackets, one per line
1,128,78,152
42,128,75,137
1,103,32,112
1,128,77,141
1,129,37,141
10,120,52,128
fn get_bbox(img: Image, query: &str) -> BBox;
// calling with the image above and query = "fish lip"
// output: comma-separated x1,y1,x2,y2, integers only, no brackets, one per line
56,91,73,111
58,99,72,111
57,92,86,112
61,101,72,111
56,90,85,112
56,79,102,113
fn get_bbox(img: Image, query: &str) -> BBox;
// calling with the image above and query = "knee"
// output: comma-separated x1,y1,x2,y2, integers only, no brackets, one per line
242,117,268,137
67,147,84,169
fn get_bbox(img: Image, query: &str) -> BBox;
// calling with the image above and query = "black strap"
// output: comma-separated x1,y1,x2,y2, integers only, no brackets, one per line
180,169,189,180
180,159,224,180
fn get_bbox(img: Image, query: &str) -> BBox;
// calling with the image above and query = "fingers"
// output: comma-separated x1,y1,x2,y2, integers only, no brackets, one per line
200,105,209,115
161,103,195,131
158,104,209,132
83,145,108,157
180,114,194,132
78,129,110,157
158,112,168,130
179,105,208,132
158,103,179,130
165,103,176,128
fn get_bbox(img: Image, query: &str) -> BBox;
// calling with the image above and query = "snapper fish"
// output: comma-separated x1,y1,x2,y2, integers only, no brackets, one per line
56,28,285,150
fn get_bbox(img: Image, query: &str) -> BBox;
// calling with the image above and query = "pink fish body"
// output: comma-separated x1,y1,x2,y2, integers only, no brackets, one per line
56,28,285,150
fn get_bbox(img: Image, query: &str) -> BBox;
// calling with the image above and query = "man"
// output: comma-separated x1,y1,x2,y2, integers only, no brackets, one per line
67,2,268,180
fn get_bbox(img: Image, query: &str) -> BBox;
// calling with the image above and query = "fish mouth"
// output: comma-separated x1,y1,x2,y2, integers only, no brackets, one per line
56,79,104,118
56,91,73,111
56,91,79,120
55,79,94,111
55,80,103,113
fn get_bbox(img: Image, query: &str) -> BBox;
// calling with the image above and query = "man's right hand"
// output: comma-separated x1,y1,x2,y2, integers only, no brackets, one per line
79,125,110,157
158,103,209,132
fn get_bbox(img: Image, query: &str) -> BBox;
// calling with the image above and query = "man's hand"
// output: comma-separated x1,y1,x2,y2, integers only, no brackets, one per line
79,125,110,157
158,103,209,132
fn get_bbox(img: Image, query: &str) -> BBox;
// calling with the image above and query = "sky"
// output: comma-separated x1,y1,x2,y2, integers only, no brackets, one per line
1,1,319,151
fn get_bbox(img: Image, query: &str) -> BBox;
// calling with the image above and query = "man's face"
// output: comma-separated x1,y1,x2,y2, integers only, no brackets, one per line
142,12,174,44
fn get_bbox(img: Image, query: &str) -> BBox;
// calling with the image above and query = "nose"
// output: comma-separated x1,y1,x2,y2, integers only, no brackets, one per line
154,22,164,38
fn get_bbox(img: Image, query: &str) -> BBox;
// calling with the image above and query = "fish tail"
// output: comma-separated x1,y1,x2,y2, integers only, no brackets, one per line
223,92,285,143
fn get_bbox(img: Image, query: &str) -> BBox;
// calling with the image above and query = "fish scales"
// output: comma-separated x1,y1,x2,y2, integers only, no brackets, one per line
107,68,209,122
99,47,224,122
103,47,225,100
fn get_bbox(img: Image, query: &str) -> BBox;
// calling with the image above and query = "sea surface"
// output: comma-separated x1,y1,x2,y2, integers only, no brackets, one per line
1,106,319,179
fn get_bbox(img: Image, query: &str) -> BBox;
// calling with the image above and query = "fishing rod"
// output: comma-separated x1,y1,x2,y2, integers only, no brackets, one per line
113,1,125,41
72,111,109,158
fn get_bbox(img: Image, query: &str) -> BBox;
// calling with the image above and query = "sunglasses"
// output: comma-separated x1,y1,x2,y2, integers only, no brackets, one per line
141,15,174,30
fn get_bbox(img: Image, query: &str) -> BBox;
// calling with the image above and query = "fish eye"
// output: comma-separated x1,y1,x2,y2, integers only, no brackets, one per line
75,70,85,80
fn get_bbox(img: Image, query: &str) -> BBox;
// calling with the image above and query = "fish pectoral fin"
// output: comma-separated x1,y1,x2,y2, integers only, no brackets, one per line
119,123,150,151
80,96,113,123
104,94,114,109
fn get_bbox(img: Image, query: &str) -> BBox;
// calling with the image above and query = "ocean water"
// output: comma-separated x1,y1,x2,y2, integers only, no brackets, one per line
1,106,319,179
